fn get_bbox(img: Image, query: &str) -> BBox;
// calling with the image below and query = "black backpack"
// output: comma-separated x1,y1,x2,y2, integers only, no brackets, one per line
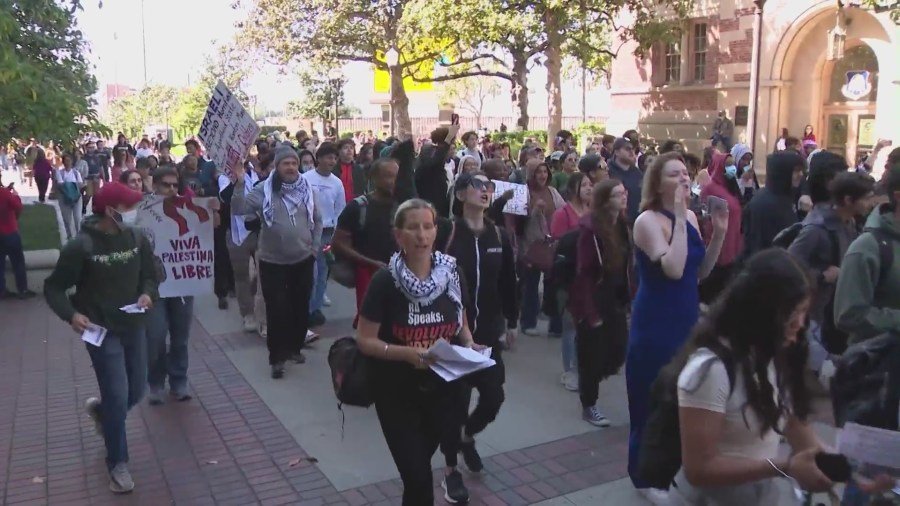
327,337,373,408
830,332,900,430
638,346,735,489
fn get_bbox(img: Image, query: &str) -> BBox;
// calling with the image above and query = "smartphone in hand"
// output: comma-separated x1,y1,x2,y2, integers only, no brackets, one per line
450,113,460,126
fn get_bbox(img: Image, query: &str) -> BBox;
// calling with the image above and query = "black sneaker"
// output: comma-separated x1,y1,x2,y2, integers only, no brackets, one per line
459,440,483,472
271,362,285,379
217,297,228,310
16,290,36,300
442,470,469,504
309,310,326,328
290,352,306,364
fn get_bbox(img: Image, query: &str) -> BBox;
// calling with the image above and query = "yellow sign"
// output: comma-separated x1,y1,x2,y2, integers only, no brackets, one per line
858,117,876,147
372,50,435,93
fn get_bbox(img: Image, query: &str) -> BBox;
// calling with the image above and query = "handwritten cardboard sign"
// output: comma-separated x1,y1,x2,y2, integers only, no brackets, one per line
197,81,260,176
491,180,528,216
136,195,215,298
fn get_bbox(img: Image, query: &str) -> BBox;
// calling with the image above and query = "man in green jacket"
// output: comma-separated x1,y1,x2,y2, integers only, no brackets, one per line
44,182,158,494
834,165,900,344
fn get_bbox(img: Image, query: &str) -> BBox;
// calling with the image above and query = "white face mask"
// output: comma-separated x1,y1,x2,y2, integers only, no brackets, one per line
113,208,138,227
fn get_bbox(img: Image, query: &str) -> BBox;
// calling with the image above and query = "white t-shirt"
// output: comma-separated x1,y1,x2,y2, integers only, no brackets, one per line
56,168,83,184
456,148,483,168
677,348,782,461
302,169,346,229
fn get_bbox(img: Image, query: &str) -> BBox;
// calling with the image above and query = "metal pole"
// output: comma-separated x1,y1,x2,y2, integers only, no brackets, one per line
747,0,765,154
389,67,396,137
140,0,148,86
581,66,587,124
334,81,340,138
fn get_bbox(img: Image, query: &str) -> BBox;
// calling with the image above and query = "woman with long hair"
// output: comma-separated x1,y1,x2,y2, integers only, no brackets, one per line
669,248,828,503
519,160,565,336
550,173,593,392
627,152,728,500
802,124,817,143
568,179,631,426
111,148,128,185
32,148,53,203
357,198,478,506
56,153,84,240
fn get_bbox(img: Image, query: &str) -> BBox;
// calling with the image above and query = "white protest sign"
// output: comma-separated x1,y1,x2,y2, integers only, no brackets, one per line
196,81,260,176
136,195,215,298
491,180,528,216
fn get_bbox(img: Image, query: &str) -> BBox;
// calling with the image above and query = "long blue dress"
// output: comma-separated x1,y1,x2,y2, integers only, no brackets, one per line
626,209,706,488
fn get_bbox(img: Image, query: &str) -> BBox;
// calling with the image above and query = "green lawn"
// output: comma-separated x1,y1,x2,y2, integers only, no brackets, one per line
19,203,62,251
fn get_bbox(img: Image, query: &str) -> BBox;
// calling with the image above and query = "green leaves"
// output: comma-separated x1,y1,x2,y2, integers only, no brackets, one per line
0,0,103,142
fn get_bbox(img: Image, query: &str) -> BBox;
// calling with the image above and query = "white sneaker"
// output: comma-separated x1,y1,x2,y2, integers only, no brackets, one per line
242,315,257,333
562,372,579,392
258,324,267,339
637,487,670,505
323,295,332,307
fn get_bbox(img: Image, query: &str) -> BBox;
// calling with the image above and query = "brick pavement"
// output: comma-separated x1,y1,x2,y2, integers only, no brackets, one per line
0,293,631,505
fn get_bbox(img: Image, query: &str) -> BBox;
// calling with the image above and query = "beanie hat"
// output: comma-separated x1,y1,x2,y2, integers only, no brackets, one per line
92,182,143,215
273,146,299,168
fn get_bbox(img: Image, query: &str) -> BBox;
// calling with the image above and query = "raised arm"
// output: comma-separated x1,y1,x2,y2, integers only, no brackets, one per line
697,206,727,280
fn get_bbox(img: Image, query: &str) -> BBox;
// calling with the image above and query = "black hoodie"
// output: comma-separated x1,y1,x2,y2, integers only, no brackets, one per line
415,142,452,217
742,151,803,258
436,218,518,347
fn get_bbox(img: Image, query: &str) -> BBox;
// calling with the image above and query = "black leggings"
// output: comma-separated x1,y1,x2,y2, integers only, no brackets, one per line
258,257,314,364
441,351,505,467
375,382,455,506
576,311,628,409
35,176,50,203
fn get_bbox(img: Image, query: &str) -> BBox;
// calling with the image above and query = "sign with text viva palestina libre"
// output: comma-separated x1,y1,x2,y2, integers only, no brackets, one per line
197,81,260,176
136,195,215,298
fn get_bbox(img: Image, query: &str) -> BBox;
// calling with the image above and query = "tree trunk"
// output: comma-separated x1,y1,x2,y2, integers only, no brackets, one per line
391,66,412,139
511,52,529,131
544,13,563,151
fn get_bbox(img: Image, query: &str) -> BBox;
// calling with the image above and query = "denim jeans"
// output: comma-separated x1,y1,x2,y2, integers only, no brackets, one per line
146,296,194,392
85,327,147,470
561,311,577,373
0,232,28,294
520,265,562,333
309,227,334,315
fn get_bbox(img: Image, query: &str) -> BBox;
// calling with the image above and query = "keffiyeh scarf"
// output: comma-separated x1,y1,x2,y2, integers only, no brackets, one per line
263,174,314,229
389,251,464,329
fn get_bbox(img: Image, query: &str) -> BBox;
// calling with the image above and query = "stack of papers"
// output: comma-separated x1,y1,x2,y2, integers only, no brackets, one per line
119,303,146,314
427,339,496,381
81,325,107,347
837,423,900,470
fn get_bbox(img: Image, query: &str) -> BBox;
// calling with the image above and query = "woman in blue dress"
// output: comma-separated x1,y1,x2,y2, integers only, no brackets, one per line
627,151,728,501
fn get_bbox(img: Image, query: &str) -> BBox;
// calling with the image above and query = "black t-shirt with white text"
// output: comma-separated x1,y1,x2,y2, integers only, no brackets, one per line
361,268,469,388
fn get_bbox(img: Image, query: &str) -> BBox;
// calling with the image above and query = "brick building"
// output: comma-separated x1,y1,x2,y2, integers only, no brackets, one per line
607,0,899,170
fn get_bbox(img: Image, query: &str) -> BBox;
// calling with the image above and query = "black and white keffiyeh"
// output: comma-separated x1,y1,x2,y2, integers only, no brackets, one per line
389,251,464,328
263,175,314,228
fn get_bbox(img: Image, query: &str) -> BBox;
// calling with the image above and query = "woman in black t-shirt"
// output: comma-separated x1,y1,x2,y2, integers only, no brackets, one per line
357,198,478,506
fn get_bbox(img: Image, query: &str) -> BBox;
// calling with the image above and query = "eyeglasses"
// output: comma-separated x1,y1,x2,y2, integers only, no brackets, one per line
128,178,143,184
469,178,495,192
158,181,178,189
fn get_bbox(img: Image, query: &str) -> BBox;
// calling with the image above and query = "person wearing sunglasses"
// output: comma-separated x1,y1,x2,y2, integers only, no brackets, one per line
119,169,145,194
435,171,518,503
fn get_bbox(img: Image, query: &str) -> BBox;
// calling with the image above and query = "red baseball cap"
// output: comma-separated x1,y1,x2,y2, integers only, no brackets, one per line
92,182,143,215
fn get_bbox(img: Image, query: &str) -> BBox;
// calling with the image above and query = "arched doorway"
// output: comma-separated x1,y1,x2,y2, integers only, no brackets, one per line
821,44,879,166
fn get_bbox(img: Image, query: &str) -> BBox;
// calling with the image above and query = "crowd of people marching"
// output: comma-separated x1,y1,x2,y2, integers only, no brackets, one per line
2,123,899,504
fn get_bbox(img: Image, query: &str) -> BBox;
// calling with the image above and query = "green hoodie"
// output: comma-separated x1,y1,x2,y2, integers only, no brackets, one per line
834,203,900,343
44,215,159,334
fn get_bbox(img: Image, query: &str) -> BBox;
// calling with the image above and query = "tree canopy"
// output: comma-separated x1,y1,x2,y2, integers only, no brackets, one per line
0,0,105,142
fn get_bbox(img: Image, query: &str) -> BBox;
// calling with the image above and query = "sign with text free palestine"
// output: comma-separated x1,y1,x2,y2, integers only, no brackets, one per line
136,195,215,298
197,81,259,176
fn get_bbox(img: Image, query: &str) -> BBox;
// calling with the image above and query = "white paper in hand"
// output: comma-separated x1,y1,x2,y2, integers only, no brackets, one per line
81,325,107,347
427,339,495,381
119,302,146,314
837,423,900,470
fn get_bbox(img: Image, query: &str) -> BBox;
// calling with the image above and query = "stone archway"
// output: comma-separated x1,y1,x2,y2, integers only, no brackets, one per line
761,2,897,162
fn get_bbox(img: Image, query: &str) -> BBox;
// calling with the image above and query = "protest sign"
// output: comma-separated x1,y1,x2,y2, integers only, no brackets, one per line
491,180,528,216
196,81,260,176
136,195,215,298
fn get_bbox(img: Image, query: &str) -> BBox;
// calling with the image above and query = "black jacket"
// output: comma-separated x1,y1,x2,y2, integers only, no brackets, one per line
742,151,803,258
415,142,452,217
436,218,519,346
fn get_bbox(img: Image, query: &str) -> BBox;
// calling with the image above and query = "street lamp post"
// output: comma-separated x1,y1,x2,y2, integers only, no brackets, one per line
747,0,766,154
385,47,399,137
328,68,343,138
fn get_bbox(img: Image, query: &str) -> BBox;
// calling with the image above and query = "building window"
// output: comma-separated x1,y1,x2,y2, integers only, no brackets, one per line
665,41,681,83
693,23,708,82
